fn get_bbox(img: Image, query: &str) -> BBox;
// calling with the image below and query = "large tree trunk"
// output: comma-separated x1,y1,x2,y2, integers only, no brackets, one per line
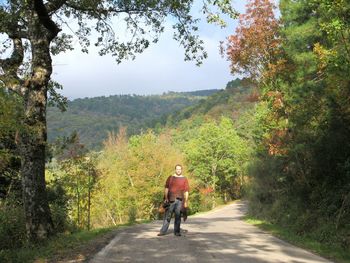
19,3,59,240
20,58,53,241
20,87,53,241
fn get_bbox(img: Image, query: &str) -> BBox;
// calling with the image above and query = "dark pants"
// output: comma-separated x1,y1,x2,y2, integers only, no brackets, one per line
160,199,182,234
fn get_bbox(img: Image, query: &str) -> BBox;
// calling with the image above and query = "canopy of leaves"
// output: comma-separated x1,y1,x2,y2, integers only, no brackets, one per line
223,0,281,81
184,117,250,199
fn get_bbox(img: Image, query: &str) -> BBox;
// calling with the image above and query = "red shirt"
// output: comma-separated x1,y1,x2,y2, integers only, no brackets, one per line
165,176,189,201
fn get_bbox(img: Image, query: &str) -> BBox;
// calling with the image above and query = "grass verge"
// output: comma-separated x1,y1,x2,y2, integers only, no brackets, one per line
0,220,150,263
244,216,350,263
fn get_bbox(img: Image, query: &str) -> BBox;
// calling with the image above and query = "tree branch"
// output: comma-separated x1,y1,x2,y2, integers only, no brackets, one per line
0,37,25,96
64,2,153,17
46,0,68,14
0,7,28,38
0,38,23,74
33,0,61,40
0,8,8,34
0,76,25,96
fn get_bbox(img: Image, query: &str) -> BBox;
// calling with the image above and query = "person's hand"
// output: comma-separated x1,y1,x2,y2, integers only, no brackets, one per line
163,199,170,209
184,201,188,208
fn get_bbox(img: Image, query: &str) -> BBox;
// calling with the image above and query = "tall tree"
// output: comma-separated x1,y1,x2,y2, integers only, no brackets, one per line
184,117,249,206
223,0,280,82
0,0,237,242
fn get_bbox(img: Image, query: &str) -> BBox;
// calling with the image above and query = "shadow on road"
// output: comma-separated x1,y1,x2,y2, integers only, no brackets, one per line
90,202,330,263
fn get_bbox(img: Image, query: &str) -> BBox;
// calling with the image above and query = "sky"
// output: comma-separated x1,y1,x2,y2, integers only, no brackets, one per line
50,1,247,100
0,1,246,99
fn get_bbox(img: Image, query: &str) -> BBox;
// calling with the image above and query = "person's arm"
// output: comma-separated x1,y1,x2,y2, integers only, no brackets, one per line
164,176,171,202
164,187,169,202
183,191,189,208
183,177,189,207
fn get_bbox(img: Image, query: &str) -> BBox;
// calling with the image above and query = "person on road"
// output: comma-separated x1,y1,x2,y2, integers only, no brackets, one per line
157,164,189,236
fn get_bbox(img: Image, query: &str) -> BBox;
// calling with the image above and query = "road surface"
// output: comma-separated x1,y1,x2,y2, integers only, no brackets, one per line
90,201,332,263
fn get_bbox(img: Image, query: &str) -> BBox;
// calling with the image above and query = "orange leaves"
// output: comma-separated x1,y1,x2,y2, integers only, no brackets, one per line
224,0,281,81
263,90,289,156
199,187,214,195
267,128,288,156
246,90,260,102
264,59,288,80
266,90,284,110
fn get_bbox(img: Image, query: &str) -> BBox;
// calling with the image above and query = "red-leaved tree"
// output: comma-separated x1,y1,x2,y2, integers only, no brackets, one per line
223,0,289,156
223,0,280,82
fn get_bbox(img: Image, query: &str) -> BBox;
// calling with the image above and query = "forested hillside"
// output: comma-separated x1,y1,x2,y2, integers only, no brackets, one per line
47,90,219,149
165,78,256,125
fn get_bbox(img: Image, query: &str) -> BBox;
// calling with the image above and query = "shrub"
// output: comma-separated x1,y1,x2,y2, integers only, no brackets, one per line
47,179,75,233
0,201,26,250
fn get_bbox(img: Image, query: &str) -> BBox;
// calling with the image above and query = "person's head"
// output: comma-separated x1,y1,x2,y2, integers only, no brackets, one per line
175,164,182,175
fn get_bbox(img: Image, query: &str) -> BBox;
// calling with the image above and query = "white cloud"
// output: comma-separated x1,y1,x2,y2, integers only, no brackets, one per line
52,24,233,99
51,0,250,99
0,2,248,99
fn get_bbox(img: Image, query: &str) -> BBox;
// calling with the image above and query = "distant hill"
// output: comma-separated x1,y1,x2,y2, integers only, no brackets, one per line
164,89,221,97
164,78,257,126
47,90,219,149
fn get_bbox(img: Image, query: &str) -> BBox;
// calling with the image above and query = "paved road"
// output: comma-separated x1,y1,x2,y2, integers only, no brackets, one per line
90,201,332,263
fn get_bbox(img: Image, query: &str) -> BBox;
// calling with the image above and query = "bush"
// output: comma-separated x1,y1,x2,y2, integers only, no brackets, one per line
128,206,137,223
47,180,75,233
0,201,26,249
187,189,201,214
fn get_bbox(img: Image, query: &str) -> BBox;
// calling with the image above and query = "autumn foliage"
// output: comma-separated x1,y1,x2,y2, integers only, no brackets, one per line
224,0,280,81
230,0,350,255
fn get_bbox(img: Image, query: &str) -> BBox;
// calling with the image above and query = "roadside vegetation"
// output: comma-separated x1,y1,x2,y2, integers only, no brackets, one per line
1,226,122,262
245,217,350,263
